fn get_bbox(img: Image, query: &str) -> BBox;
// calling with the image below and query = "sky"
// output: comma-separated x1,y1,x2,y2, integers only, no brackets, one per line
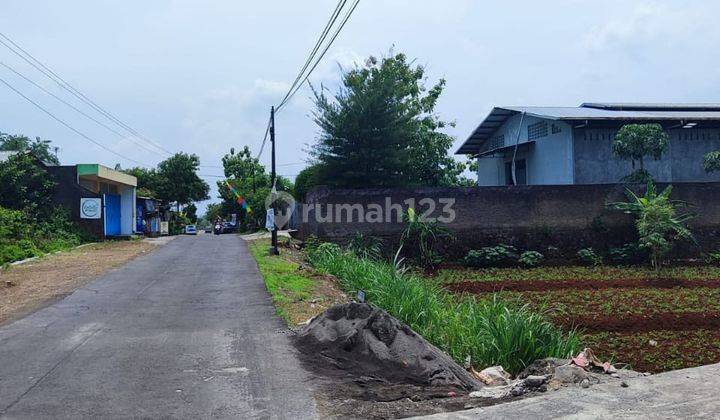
1,0,719,213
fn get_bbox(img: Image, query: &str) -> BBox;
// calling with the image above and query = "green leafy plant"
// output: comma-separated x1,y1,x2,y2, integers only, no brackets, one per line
577,248,602,266
346,232,383,260
706,250,720,265
400,208,451,270
519,251,544,268
608,242,648,265
463,244,518,268
610,181,694,271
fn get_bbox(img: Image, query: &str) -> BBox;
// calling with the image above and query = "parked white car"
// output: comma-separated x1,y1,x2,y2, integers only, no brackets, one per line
184,225,197,235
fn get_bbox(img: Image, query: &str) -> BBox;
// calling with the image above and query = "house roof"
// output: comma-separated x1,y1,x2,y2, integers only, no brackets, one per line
457,103,720,155
76,163,137,187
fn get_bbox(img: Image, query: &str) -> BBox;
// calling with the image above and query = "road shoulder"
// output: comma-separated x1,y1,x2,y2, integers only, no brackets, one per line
0,238,169,325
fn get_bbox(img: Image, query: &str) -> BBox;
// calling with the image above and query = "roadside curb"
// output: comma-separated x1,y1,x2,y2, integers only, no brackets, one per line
8,242,99,267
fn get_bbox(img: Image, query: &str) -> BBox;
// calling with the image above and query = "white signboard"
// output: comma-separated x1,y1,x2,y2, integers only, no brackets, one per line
80,198,102,219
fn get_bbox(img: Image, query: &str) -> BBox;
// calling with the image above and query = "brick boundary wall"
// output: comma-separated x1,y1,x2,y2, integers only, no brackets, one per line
298,183,720,259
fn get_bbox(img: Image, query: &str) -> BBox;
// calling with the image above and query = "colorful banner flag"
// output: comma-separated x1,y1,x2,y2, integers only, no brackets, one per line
225,180,253,215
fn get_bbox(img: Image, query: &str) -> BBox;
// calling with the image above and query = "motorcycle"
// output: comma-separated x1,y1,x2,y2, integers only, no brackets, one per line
213,223,222,235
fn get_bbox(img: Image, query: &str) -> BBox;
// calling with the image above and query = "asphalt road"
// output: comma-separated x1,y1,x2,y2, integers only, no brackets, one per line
0,235,317,419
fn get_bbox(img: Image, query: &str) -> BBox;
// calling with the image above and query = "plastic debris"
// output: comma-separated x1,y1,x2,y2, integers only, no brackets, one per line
571,348,617,374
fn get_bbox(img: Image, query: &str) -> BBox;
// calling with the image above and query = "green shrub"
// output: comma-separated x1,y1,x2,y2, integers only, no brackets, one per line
311,242,342,261
303,234,321,254
0,206,88,265
346,232,383,260
519,251,544,268
308,246,579,374
608,243,647,265
0,152,57,216
706,251,720,265
0,207,29,240
463,244,518,268
0,239,38,265
577,248,602,266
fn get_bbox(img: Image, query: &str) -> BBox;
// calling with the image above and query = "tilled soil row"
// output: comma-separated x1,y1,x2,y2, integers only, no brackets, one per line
446,278,720,293
556,312,720,333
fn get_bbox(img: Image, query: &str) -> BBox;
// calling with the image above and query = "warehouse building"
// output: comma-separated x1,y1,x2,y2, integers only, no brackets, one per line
457,103,720,185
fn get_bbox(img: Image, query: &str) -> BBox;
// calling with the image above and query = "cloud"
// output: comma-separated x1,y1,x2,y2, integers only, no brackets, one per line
253,78,291,95
582,1,710,52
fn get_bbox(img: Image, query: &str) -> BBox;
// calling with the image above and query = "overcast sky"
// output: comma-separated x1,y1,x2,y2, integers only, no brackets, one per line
2,0,719,213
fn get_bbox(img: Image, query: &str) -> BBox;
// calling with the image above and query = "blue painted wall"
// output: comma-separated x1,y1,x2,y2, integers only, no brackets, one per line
476,114,574,185
573,128,720,184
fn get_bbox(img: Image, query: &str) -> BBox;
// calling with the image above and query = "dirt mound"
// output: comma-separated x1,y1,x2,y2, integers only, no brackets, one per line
295,303,482,399
446,278,720,294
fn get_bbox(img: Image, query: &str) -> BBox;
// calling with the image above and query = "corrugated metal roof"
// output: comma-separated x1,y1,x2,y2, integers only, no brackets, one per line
582,103,720,111
503,106,720,120
457,103,720,155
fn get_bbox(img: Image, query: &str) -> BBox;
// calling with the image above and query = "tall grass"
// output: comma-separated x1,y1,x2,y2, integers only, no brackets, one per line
308,243,579,375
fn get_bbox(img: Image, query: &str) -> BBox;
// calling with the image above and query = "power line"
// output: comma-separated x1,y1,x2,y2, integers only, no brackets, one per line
199,161,304,169
255,116,272,161
0,75,152,167
276,0,348,110
0,32,173,156
0,61,171,158
200,173,299,178
277,0,360,113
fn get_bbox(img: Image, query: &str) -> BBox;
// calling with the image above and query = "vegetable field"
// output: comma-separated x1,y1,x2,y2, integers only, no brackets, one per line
439,266,720,373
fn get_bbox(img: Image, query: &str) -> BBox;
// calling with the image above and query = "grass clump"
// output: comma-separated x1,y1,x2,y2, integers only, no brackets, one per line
250,240,314,322
308,245,579,375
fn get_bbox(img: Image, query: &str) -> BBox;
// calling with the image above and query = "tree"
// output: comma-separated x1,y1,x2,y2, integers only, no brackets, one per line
123,167,161,198
155,153,209,207
0,132,60,165
294,163,324,200
217,146,293,229
310,51,465,188
203,202,222,225
183,203,198,223
612,124,669,182
0,153,56,218
610,181,694,271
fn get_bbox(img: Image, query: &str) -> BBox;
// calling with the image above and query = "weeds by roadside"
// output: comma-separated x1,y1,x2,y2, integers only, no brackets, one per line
306,243,579,375
248,239,347,325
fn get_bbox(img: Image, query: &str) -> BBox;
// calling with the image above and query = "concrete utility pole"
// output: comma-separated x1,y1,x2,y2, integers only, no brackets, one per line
269,106,279,255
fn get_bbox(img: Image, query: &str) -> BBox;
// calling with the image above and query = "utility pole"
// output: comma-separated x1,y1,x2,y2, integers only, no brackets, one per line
269,106,279,255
